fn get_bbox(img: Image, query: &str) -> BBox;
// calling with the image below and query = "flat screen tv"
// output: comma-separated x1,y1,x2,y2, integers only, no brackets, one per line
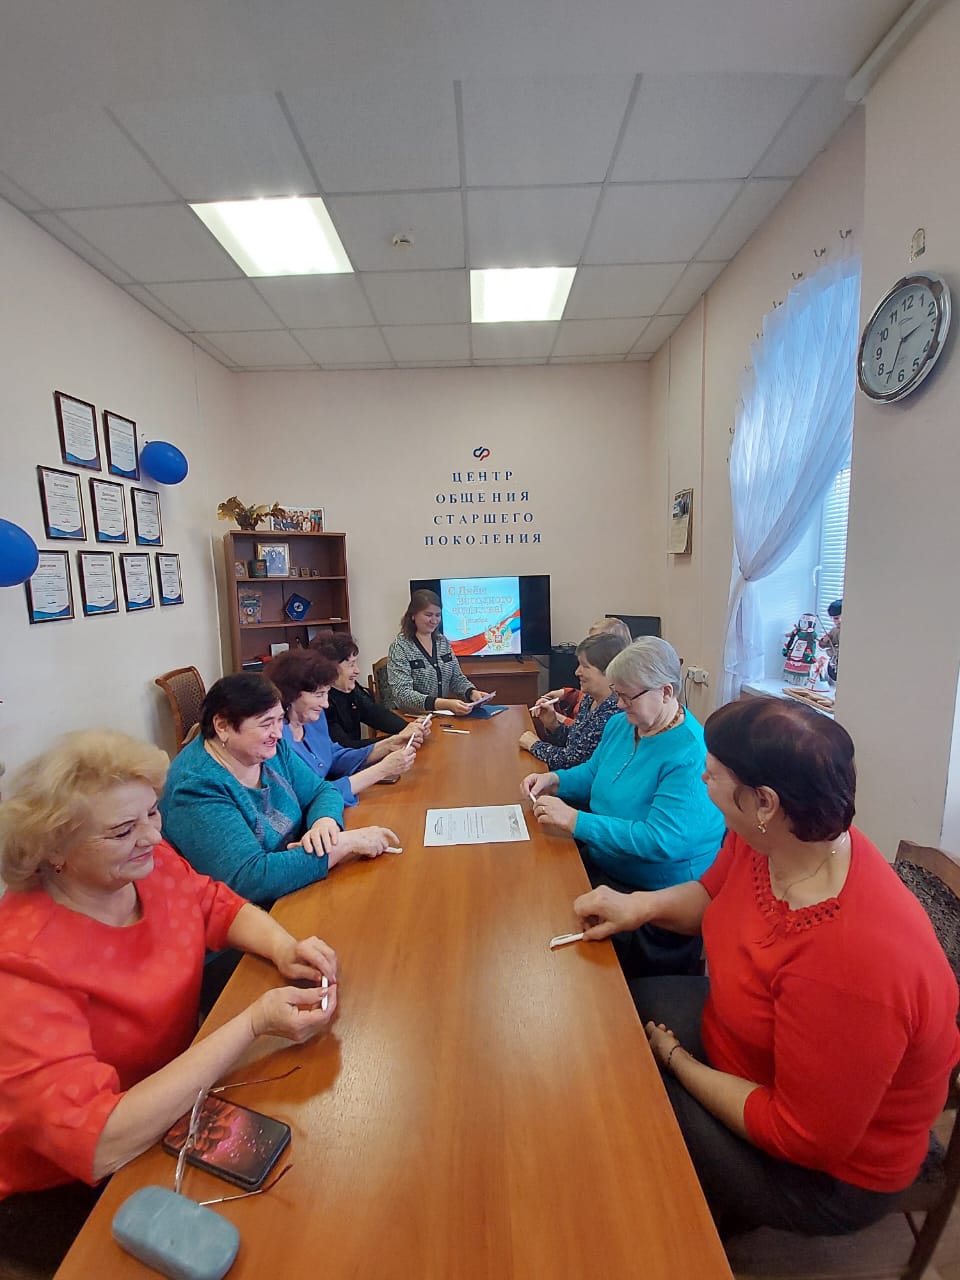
409,575,551,657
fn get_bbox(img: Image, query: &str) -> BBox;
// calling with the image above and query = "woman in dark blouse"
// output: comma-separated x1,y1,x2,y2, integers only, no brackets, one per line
311,631,430,750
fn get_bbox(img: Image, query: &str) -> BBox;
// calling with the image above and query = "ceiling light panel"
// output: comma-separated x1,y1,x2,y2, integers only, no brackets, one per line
471,268,576,323
190,196,353,276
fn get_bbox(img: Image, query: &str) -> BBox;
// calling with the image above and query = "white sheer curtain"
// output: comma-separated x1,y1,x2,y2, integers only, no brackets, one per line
720,257,860,703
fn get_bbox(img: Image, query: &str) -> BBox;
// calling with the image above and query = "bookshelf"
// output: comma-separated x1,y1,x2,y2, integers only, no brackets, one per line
224,531,351,672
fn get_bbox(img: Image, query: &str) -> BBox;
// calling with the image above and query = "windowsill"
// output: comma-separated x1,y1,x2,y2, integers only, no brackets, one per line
741,678,835,717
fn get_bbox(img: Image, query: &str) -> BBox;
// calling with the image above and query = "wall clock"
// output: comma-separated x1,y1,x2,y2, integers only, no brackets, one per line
857,271,951,402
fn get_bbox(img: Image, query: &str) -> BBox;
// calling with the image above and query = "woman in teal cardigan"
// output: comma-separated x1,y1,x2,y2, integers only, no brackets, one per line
523,638,723,975
161,674,399,906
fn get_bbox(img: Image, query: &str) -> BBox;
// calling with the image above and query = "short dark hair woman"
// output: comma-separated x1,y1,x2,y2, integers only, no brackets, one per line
310,631,418,750
387,589,487,716
572,696,960,1238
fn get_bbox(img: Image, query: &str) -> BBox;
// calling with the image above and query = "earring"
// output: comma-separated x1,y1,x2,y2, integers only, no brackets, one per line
52,862,64,875
757,819,767,835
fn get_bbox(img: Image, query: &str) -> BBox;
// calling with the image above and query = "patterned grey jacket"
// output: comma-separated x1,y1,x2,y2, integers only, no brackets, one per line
386,632,475,712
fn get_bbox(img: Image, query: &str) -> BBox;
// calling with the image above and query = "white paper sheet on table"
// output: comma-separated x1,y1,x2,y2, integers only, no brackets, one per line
424,804,530,846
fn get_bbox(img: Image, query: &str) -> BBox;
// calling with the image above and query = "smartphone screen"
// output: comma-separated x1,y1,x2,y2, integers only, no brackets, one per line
162,1096,291,1190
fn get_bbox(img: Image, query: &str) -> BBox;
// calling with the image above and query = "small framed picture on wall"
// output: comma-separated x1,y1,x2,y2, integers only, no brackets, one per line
131,487,162,545
54,390,101,470
38,466,86,540
89,478,128,543
103,410,140,480
77,551,119,616
156,553,184,606
25,550,74,624
120,553,155,611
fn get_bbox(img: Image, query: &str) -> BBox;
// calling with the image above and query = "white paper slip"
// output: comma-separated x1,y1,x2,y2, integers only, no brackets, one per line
424,804,530,846
549,931,584,950
432,709,455,716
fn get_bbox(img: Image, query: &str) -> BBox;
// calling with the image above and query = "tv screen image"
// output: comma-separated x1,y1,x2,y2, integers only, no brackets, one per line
410,575,551,656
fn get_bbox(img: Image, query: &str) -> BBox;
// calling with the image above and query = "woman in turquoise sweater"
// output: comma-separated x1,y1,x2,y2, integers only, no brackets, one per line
523,638,723,974
161,674,399,906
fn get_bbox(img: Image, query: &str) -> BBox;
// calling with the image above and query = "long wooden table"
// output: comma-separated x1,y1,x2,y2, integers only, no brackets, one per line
57,707,731,1279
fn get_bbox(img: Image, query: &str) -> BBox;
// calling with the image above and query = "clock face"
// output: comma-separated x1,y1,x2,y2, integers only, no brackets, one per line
858,272,951,402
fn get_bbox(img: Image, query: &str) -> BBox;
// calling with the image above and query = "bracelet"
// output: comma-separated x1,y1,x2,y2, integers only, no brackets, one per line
664,1043,684,1074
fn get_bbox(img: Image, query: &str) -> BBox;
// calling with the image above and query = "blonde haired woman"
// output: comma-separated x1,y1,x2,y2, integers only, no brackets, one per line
0,730,338,1273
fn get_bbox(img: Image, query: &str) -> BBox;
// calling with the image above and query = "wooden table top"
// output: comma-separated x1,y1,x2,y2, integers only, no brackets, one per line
57,707,730,1280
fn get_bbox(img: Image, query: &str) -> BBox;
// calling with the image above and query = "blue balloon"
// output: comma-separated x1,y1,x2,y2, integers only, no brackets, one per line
141,440,189,485
0,519,40,587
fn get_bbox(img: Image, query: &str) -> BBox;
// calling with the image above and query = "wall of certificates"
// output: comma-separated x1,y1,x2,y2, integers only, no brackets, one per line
24,390,185,624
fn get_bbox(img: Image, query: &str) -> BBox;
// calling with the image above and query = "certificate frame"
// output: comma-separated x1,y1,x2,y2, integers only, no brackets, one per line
156,552,184,606
54,390,101,470
103,410,140,480
37,465,86,540
120,552,155,611
89,477,129,543
77,551,119,617
24,550,75,624
131,487,163,546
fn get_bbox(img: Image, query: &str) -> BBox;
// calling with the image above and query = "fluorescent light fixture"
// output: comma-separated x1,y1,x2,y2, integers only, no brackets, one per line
190,196,353,276
471,267,575,323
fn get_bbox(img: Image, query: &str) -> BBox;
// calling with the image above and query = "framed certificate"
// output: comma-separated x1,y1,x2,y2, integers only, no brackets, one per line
25,550,75,624
103,410,139,480
131,487,162,545
54,390,101,470
38,465,86,540
120,553,155,611
89,477,128,543
156,553,184,606
77,551,119,616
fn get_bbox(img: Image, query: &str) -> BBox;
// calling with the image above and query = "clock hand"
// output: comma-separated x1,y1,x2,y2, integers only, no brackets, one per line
886,334,904,382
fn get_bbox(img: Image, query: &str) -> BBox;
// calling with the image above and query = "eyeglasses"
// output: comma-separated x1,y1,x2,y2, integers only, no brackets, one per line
611,686,652,703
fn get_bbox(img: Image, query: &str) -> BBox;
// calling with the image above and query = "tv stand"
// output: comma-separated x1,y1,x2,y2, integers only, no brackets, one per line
461,658,539,706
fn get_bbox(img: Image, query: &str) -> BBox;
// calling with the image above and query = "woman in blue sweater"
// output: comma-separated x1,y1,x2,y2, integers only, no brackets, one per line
269,649,422,806
522,637,723,975
161,674,399,906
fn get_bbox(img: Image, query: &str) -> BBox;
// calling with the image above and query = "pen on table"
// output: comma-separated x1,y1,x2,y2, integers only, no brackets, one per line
442,728,470,735
549,931,584,950
320,975,329,1011
386,845,403,854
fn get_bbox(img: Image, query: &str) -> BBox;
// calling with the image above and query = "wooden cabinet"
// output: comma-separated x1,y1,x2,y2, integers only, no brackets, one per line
460,658,540,706
224,531,350,672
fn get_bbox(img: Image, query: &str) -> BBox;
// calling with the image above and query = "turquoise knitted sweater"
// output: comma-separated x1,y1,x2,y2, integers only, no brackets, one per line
160,736,344,904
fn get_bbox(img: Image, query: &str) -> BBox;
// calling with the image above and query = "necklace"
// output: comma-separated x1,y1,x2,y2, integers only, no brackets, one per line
769,832,849,900
639,704,684,739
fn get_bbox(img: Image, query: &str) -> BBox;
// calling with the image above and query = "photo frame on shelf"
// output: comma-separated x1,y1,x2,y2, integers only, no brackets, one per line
131,487,162,546
120,553,155,611
239,589,262,625
270,506,324,533
25,550,74,624
89,477,128,543
256,542,290,578
156,553,184,606
77,551,119,616
103,410,140,480
54,390,101,470
38,465,86,540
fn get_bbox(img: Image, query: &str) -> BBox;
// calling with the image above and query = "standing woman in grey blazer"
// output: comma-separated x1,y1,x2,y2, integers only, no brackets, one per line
387,589,487,716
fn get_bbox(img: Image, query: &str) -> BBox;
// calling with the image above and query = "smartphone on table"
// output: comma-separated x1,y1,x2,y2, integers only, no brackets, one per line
162,1095,291,1190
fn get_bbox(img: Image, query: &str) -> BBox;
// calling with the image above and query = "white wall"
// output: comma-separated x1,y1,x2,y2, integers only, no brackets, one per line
0,201,236,774
216,363,653,667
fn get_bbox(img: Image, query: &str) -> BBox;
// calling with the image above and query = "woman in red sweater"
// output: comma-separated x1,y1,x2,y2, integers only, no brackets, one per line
573,696,960,1237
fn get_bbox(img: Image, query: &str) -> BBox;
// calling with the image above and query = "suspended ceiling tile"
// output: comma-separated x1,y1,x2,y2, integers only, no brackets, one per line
696,178,792,261
466,186,600,268
631,314,684,353
461,74,634,186
32,212,134,284
396,360,473,368
112,92,315,201
293,327,392,365
550,355,626,364
585,181,741,264
189,334,237,366
564,263,685,319
123,285,192,331
0,110,176,208
754,78,855,178
284,81,460,193
473,357,545,365
614,73,811,181
56,204,241,282
383,324,471,363
0,169,44,212
329,191,464,272
658,261,727,314
363,270,468,325
470,322,558,360
200,330,314,365
552,317,650,357
253,276,375,328
147,280,283,331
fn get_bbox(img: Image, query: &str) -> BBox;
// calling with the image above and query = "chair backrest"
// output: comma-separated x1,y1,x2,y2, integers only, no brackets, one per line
895,840,960,989
155,666,206,753
369,657,390,706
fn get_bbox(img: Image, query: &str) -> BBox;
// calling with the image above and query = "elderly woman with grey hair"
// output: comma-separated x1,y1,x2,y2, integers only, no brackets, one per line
522,637,724,975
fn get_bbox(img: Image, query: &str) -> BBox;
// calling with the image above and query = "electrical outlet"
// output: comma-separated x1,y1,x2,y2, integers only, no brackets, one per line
688,667,710,685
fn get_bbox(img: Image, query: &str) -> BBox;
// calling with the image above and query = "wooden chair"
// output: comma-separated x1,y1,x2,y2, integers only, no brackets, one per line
729,840,960,1280
368,657,391,706
154,666,206,753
